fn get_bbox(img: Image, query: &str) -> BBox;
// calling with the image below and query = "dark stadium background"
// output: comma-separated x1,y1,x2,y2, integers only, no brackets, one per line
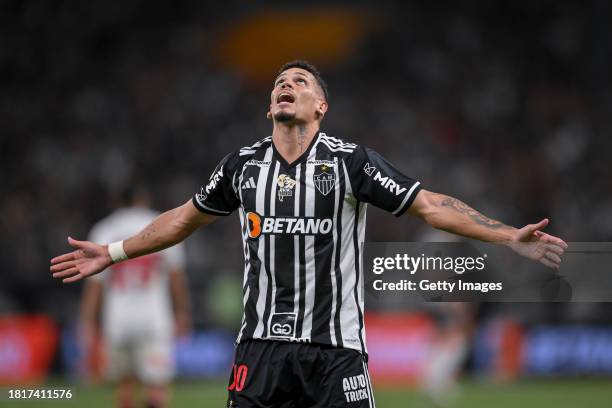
2,0,612,407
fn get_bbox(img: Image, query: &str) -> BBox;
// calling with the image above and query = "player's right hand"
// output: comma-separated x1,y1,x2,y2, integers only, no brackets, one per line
50,237,113,283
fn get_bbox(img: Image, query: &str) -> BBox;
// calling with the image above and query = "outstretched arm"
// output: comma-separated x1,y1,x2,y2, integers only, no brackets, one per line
408,189,568,268
50,200,216,283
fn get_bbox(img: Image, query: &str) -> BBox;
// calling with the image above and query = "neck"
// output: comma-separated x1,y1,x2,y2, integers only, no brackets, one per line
272,122,319,164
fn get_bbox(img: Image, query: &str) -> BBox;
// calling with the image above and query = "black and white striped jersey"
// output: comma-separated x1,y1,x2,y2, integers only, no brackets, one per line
193,131,421,354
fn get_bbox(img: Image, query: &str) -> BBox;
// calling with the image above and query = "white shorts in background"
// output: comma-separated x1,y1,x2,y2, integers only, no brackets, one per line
105,334,175,385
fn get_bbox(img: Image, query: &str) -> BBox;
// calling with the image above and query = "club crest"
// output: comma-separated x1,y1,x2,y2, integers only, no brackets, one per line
313,165,335,196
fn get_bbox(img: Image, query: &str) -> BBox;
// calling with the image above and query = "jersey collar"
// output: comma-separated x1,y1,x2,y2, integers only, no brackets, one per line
271,130,322,169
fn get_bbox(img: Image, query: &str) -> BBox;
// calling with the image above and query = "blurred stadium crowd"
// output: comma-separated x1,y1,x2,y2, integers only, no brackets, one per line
2,0,612,347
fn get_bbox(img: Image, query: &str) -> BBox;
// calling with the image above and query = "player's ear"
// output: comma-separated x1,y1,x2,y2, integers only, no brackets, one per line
266,110,272,120
316,101,328,120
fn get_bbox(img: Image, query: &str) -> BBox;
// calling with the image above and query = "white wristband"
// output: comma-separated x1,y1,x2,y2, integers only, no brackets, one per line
108,240,129,263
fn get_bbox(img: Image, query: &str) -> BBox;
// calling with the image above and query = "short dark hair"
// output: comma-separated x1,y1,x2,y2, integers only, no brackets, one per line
278,60,329,101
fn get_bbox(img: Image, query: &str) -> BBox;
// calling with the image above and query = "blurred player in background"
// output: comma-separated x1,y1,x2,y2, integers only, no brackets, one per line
53,61,567,408
423,302,473,407
79,187,191,408
418,230,475,407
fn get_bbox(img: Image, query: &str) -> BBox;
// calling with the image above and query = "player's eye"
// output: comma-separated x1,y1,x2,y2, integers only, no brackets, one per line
296,78,306,85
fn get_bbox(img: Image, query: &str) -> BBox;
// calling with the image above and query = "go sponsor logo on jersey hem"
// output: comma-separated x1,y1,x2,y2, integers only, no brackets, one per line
269,312,297,339
246,212,333,239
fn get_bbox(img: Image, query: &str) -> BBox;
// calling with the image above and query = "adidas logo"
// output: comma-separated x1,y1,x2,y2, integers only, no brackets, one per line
242,177,256,190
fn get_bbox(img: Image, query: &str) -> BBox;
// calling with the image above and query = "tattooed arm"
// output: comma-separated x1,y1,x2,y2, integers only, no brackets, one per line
408,190,567,268
50,200,216,282
121,200,216,257
409,191,515,242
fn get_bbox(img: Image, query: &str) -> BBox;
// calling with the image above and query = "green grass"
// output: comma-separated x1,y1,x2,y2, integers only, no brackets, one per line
2,378,612,407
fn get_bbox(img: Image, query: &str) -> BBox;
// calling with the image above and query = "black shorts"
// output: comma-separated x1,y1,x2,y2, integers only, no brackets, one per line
226,340,376,408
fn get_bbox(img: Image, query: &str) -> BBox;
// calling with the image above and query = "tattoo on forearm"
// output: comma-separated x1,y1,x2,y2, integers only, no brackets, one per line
440,197,507,230
140,222,157,240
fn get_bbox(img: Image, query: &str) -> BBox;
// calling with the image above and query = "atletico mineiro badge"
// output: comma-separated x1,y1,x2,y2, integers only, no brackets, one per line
314,164,335,196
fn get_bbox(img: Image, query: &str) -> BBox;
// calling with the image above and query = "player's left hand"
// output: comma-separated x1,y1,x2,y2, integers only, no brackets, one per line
509,218,568,269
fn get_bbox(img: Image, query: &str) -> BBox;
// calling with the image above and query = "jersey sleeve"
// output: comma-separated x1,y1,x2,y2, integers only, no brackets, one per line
192,152,241,216
345,146,421,217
